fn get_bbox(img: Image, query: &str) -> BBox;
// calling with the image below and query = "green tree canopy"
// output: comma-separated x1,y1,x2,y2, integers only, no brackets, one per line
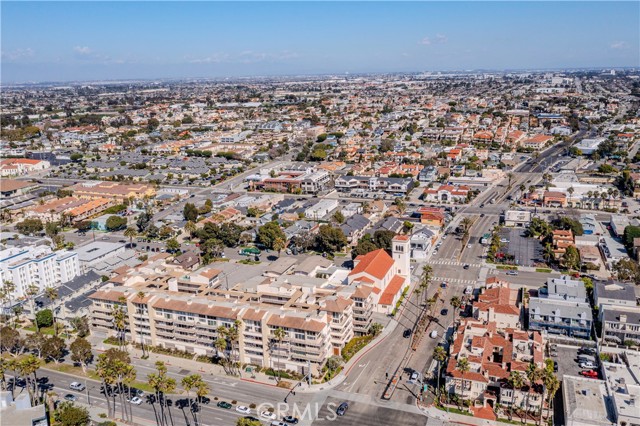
105,215,127,232
315,224,348,253
257,222,286,250
16,218,44,235
36,309,53,328
183,203,198,222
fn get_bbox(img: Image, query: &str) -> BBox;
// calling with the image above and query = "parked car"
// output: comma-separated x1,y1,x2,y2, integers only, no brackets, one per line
440,282,448,288
283,416,299,424
506,270,518,276
463,264,470,269
64,394,77,402
440,308,449,316
70,382,85,391
403,328,412,338
271,422,287,426
236,406,251,414
217,401,232,409
579,361,597,369
430,330,438,339
553,361,558,372
580,370,598,378
336,402,349,416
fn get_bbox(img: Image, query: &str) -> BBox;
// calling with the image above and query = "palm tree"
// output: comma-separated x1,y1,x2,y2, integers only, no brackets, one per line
25,284,39,332
507,371,525,419
227,320,242,375
273,327,286,383
418,265,433,305
543,243,555,265
519,184,526,198
182,374,199,423
124,227,137,248
184,221,197,241
567,186,575,207
543,370,560,421
214,330,229,374
526,364,543,418
507,172,514,189
450,296,461,324
44,287,58,335
148,361,176,426
456,357,470,404
273,237,286,257
111,296,128,351
16,355,41,406
135,291,147,356
0,280,16,325
433,346,447,404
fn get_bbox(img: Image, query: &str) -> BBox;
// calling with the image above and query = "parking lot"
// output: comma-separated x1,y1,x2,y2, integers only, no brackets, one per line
311,396,426,426
499,227,543,267
551,344,598,380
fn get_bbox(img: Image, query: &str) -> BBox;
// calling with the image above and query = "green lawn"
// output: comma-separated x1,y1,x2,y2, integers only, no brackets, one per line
23,326,56,335
496,265,518,270
535,268,552,273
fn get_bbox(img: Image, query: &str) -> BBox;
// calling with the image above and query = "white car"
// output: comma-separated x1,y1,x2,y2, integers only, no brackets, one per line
70,382,85,391
261,410,277,420
128,396,143,405
579,361,597,369
236,406,251,414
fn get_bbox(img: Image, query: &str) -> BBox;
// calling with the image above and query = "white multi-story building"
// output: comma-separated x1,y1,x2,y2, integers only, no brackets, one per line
0,246,80,298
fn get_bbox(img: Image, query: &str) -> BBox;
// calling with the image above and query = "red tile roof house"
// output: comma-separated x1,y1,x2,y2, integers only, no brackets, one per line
423,184,470,203
472,277,521,329
521,134,554,150
444,319,545,416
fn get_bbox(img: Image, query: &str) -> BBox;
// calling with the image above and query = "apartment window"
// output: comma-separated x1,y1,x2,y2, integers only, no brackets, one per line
295,333,305,340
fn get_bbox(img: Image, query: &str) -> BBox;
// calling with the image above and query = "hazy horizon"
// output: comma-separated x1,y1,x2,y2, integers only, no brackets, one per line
2,1,639,84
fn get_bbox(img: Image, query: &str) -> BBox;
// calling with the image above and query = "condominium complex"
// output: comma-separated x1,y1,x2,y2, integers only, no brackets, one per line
89,236,410,376
0,245,80,299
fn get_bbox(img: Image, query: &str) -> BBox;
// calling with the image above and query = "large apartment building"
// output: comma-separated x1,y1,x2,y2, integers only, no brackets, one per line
88,240,410,376
0,245,80,299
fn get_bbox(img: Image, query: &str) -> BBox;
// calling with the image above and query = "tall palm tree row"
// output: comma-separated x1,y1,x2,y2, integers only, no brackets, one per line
148,361,177,426
433,346,447,404
456,356,470,403
272,327,286,383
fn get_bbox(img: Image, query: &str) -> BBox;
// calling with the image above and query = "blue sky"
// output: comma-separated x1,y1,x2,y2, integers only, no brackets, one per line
2,1,639,82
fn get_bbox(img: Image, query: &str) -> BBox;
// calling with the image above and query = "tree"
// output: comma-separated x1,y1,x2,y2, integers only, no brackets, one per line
527,218,553,239
623,225,640,252
45,222,60,239
36,309,53,328
433,346,447,403
415,265,433,305
70,153,83,162
44,287,59,334
16,355,41,406
96,349,130,419
562,245,581,270
69,316,89,338
16,218,44,235
0,326,22,355
257,221,286,250
616,169,635,196
368,322,383,337
0,280,16,323
273,237,286,257
315,224,348,253
352,235,379,258
123,227,137,248
74,220,92,234
272,327,286,383
184,220,197,240
148,361,176,426
136,211,152,232
55,401,90,426
333,210,345,224
70,337,93,373
182,374,207,424
166,238,180,254
456,356,470,402
553,217,584,236
449,296,461,324
183,203,198,222
507,371,525,418
105,215,127,232
26,332,47,358
42,336,66,363
613,258,640,284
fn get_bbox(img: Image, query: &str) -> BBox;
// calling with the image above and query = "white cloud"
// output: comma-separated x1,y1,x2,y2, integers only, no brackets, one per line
419,37,432,45
436,34,448,44
610,41,627,50
73,46,92,55
1,48,34,61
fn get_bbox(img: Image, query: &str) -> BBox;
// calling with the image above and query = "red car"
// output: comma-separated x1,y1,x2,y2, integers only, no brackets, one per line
580,370,598,378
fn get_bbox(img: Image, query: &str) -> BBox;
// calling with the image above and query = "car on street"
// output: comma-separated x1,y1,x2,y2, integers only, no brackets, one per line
430,330,438,339
70,382,85,391
578,347,596,355
440,282,447,288
217,401,232,409
336,402,349,416
403,328,412,338
553,361,558,372
463,264,470,269
236,406,251,414
261,410,277,420
440,308,449,316
408,371,420,384
128,396,143,405
64,394,77,402
271,422,287,426
506,270,518,276
580,370,598,378
283,416,299,424
480,213,485,217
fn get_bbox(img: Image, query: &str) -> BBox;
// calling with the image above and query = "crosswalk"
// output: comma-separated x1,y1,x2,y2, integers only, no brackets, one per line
429,259,483,268
432,276,477,285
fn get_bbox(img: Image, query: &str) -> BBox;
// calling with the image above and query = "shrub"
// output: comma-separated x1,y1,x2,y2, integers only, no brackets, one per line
249,403,256,409
341,335,374,362
231,400,237,405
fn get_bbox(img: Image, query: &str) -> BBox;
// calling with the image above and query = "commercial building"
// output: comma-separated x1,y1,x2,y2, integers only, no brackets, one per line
0,245,80,299
562,375,613,426
503,210,532,227
574,137,605,155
